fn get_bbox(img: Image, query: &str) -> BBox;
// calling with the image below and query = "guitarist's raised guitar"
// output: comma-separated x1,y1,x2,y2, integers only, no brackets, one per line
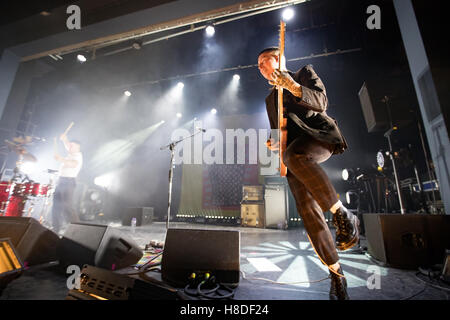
277,21,288,177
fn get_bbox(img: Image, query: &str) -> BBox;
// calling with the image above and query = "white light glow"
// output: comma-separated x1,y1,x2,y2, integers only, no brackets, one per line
205,25,215,37
94,173,115,189
21,162,36,175
210,108,217,114
233,74,240,81
282,8,295,21
77,54,87,62
346,191,351,205
342,169,349,181
176,113,182,118
124,90,131,97
177,82,184,89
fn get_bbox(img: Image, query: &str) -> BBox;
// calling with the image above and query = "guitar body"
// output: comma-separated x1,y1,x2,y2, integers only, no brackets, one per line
278,21,288,177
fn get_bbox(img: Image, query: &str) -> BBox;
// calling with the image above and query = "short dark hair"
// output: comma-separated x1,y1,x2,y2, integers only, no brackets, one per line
258,47,279,57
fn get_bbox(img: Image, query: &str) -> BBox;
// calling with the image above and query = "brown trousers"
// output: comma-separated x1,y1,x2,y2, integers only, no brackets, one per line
284,135,339,265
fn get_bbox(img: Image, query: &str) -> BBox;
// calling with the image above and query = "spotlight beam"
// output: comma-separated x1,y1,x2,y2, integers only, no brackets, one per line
91,121,165,170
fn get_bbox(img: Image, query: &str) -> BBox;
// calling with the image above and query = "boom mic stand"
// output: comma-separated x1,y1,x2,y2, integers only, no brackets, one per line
160,128,204,230
382,96,406,214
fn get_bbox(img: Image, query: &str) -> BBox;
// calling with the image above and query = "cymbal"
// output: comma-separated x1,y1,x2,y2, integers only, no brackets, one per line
21,153,37,162
4,140,37,162
12,136,32,145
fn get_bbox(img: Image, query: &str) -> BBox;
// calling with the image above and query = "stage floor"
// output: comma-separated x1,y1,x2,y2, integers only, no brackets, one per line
1,221,448,300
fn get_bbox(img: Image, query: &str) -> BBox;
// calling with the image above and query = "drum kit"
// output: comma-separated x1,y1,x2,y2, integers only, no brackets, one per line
0,136,57,223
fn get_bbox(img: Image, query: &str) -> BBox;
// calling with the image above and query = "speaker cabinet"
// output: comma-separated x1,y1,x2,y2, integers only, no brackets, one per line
241,203,265,228
359,82,389,133
0,217,59,266
161,228,240,287
242,185,264,201
264,184,288,229
58,222,143,270
358,81,412,133
122,207,153,226
363,213,450,269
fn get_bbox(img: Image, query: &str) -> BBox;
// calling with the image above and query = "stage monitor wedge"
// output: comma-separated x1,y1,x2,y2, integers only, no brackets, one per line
0,217,59,266
363,213,450,269
161,228,240,287
58,222,143,270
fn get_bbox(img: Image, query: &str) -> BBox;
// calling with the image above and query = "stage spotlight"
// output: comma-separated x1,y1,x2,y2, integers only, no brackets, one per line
132,41,142,50
94,174,114,189
210,108,217,114
233,74,240,81
342,168,357,182
342,168,349,181
177,82,184,89
89,190,101,202
345,191,359,206
376,151,385,168
205,24,215,37
282,7,295,21
176,113,182,118
77,54,87,62
124,90,131,97
161,120,166,124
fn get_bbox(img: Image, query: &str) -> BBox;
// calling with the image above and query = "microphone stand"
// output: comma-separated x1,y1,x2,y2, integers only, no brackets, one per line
382,96,406,214
160,128,204,230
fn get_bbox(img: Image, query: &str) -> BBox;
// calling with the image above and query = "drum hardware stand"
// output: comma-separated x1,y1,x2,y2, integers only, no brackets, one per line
160,128,204,230
37,169,58,226
1,159,23,216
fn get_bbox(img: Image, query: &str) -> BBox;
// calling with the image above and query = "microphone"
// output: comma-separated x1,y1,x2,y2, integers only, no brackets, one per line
196,127,206,132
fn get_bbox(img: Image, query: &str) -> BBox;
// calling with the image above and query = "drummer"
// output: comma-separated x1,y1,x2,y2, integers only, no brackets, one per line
52,133,83,234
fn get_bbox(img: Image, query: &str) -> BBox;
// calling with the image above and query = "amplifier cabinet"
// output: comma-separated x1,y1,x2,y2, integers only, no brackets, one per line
264,184,288,229
122,207,154,226
241,203,265,228
242,185,264,201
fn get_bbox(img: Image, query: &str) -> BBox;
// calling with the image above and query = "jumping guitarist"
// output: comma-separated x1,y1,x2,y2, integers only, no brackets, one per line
258,39,359,299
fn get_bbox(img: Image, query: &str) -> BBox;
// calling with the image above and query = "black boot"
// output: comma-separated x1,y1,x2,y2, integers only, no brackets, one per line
332,206,360,251
329,267,349,300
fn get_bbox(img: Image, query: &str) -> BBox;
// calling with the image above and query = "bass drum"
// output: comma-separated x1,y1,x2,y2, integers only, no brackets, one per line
0,181,12,211
5,195,26,217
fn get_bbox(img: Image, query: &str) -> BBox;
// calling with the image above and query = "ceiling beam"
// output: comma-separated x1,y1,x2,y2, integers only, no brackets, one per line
20,0,307,62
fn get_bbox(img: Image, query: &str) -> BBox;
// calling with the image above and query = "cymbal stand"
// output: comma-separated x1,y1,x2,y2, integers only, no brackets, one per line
38,170,58,226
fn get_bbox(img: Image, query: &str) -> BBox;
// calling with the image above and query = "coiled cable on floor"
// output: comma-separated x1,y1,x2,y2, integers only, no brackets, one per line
183,272,235,300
